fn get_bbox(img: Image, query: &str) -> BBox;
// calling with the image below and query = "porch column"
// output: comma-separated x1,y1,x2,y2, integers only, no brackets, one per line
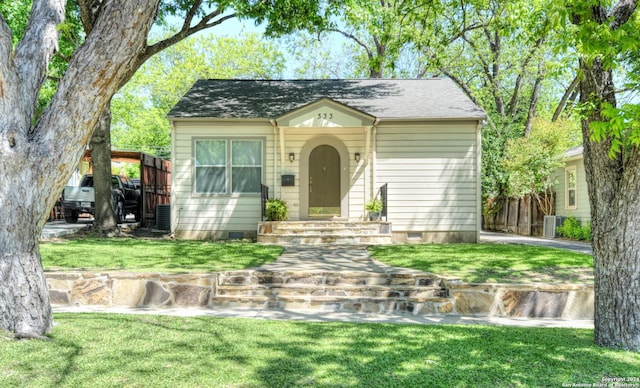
279,126,286,164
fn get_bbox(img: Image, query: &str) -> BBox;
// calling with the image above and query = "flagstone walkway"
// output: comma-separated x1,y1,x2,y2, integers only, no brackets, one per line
256,244,424,273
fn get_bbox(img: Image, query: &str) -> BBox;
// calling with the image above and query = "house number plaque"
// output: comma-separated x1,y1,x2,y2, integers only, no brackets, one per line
317,113,333,120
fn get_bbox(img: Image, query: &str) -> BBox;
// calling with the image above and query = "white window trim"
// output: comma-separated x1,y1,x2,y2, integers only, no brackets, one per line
193,137,264,196
565,166,577,210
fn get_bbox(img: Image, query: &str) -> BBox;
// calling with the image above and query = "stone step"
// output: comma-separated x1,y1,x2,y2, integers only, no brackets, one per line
216,284,445,299
257,221,392,245
261,221,391,229
218,270,443,287
209,295,455,315
257,234,393,245
268,227,382,236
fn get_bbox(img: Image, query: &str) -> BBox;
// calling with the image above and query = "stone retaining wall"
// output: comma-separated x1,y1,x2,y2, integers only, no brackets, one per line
446,281,594,319
45,272,594,320
46,272,216,308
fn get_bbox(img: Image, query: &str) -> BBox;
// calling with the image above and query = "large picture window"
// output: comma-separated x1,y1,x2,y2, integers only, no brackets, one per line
195,139,263,194
566,166,577,209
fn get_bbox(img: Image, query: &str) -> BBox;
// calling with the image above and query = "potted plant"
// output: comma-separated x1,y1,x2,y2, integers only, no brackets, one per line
265,198,288,221
365,198,383,221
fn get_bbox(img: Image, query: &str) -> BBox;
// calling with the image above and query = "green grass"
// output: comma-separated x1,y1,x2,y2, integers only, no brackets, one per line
40,238,283,272
1,313,638,387
370,244,594,284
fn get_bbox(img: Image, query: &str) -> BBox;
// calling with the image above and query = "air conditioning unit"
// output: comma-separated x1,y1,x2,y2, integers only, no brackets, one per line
543,215,566,238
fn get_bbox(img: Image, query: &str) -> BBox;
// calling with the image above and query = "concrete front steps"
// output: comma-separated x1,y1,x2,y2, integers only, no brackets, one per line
257,221,393,245
211,270,456,316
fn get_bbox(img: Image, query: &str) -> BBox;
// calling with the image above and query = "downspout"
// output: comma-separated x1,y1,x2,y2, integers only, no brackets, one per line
371,118,380,198
476,120,484,243
169,120,177,236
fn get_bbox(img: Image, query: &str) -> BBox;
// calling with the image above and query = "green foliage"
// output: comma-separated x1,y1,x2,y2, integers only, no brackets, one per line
2,314,638,386
112,163,140,179
481,120,523,198
364,198,383,212
502,118,579,198
265,198,288,221
370,243,593,284
111,32,284,156
556,216,591,242
567,0,640,159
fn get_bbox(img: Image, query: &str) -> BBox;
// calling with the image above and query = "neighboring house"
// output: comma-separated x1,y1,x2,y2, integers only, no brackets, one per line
167,79,486,243
554,145,590,224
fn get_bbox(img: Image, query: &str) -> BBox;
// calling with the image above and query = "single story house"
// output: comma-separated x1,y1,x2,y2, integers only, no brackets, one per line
553,145,590,224
167,79,486,243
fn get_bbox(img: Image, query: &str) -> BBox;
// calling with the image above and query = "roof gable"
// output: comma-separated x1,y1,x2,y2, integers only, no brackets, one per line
168,79,486,121
277,98,376,127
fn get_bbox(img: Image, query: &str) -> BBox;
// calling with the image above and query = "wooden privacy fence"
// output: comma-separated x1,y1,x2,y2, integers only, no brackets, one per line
81,150,171,228
140,154,171,228
483,194,550,236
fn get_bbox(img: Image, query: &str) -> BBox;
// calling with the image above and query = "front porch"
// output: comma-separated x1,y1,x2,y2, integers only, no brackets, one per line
257,220,393,245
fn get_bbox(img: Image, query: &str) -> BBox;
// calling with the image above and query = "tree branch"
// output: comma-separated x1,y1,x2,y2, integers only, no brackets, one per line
13,0,65,116
0,13,12,79
329,28,373,59
145,10,236,60
78,0,103,35
524,59,545,137
608,0,639,30
552,74,579,122
507,36,546,118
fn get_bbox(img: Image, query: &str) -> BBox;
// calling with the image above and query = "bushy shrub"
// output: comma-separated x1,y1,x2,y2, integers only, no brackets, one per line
265,199,288,221
556,216,591,241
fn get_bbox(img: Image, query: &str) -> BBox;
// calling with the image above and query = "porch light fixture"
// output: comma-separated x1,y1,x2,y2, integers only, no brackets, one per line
289,152,295,163
354,152,361,162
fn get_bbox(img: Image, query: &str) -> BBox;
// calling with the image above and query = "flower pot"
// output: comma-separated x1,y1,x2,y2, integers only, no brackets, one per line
368,211,381,221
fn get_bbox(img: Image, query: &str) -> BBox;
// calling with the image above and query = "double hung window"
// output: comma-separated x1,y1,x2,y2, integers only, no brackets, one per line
566,167,577,209
195,139,263,194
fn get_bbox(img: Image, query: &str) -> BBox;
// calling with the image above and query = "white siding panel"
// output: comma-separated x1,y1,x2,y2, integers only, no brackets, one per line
376,122,479,233
553,158,591,223
172,121,275,235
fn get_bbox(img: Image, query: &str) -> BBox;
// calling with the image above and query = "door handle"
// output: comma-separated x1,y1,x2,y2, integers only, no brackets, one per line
309,176,312,193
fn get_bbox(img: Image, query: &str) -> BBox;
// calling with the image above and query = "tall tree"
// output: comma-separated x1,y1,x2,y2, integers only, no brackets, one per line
0,0,160,338
568,0,640,351
294,0,432,78
111,32,285,156
84,0,331,233
81,0,240,233
0,0,332,337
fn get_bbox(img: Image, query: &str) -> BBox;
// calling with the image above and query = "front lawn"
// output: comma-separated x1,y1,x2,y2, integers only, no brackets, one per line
1,313,638,387
41,237,595,284
370,244,594,284
40,238,283,272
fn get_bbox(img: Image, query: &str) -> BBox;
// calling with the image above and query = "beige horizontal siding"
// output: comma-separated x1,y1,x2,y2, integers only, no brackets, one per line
171,121,275,234
554,158,591,224
376,122,479,232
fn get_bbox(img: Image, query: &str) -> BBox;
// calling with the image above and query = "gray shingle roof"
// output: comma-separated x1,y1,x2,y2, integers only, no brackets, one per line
168,79,486,121
565,145,584,158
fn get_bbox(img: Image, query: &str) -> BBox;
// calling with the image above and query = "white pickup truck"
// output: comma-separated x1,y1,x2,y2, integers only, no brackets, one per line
61,175,141,223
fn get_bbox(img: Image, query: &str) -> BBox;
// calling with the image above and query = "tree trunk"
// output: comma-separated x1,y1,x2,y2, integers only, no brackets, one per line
573,1,640,352
580,56,640,351
90,103,118,233
0,193,53,337
0,0,160,337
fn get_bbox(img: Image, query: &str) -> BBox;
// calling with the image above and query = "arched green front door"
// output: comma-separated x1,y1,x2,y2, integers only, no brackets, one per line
308,145,341,217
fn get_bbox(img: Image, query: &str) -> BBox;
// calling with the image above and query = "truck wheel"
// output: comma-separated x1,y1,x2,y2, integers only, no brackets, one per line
115,201,125,224
64,209,79,224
